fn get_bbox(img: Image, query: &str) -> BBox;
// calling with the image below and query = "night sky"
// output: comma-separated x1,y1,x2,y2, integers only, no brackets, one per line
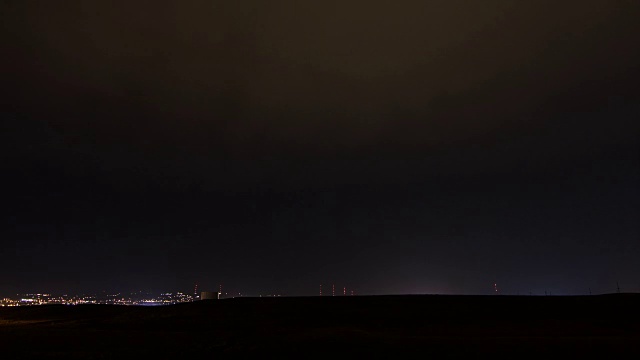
3,1,639,297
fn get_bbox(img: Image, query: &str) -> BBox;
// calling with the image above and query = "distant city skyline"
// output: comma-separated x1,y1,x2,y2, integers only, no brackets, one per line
3,280,638,301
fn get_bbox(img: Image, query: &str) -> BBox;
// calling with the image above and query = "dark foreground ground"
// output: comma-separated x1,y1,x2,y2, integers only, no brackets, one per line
1,294,639,359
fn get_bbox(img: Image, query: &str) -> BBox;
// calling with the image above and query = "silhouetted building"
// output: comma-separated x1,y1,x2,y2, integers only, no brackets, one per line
200,291,220,300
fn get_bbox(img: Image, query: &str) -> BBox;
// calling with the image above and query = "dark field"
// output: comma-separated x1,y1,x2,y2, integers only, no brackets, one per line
1,294,639,359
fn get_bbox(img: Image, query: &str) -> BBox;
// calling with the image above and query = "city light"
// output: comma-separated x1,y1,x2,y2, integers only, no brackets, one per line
0,292,199,307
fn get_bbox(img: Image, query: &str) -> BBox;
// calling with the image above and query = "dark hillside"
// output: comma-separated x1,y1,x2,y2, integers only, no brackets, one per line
1,294,639,358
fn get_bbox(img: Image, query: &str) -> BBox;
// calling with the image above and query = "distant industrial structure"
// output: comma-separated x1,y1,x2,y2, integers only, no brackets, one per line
319,284,354,296
201,291,221,300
